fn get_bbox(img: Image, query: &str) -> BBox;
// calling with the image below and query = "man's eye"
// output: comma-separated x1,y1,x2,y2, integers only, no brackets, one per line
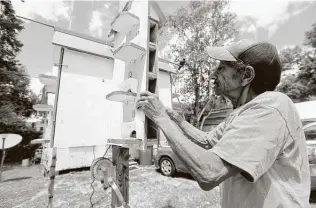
217,66,223,71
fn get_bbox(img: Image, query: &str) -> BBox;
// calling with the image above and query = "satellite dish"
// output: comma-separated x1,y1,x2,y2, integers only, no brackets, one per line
0,134,22,149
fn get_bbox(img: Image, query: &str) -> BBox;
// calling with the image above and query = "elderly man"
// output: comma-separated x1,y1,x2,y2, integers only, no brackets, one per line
136,39,310,207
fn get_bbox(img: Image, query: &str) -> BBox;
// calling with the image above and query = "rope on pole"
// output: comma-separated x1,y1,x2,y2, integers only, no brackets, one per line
47,147,57,208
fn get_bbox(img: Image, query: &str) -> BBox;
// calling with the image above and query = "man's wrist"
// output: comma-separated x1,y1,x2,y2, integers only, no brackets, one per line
165,109,185,126
156,115,172,128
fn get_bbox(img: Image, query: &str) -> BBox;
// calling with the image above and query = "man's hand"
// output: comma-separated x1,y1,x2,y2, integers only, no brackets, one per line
165,107,184,125
136,91,168,124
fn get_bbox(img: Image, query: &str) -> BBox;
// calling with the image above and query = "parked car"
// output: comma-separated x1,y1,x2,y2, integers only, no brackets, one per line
155,122,316,191
154,146,188,176
304,121,316,190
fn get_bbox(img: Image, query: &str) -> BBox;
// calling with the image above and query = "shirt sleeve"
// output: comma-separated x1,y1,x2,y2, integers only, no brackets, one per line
211,104,286,182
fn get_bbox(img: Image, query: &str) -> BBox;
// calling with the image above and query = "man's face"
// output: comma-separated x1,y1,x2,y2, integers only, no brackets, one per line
211,61,244,97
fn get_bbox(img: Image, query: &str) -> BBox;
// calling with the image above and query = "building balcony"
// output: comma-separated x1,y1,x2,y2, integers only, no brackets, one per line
33,104,54,112
44,85,56,94
39,74,57,87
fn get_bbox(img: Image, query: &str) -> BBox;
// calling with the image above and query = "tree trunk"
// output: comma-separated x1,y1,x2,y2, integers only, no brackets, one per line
199,100,216,130
207,68,212,96
193,67,200,127
200,109,213,130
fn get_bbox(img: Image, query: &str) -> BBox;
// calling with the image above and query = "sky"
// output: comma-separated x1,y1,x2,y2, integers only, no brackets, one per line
10,0,316,94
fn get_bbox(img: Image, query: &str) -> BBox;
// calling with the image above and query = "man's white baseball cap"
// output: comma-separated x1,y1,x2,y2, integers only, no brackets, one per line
206,39,282,92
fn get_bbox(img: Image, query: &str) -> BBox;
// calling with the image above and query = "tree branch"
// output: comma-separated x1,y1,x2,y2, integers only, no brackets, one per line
197,98,212,123
199,104,215,130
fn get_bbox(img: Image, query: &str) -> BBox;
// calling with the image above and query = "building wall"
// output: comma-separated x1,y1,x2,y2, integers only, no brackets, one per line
53,48,122,148
158,71,172,108
55,146,111,171
158,71,172,146
25,118,45,132
41,1,175,170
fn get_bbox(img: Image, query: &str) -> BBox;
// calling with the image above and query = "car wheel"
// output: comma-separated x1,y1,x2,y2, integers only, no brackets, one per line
159,157,175,176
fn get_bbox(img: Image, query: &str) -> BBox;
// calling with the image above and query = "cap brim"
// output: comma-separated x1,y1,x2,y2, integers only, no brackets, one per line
206,46,237,61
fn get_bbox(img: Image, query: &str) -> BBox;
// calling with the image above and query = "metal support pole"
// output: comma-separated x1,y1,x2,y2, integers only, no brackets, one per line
0,138,6,182
46,48,64,207
111,146,129,208
51,47,65,148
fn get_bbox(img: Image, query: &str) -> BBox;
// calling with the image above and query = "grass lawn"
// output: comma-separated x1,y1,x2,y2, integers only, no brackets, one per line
2,165,316,208
0,165,221,208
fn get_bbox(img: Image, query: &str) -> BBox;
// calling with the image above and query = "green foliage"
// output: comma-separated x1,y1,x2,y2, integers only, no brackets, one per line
0,0,39,118
2,119,42,162
0,0,24,70
279,46,308,72
305,23,316,48
166,0,236,126
0,1,41,162
0,66,39,117
277,22,316,103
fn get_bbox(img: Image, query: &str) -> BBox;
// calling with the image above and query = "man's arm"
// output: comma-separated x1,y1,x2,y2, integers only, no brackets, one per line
156,116,240,191
136,91,239,190
137,91,286,188
165,108,219,149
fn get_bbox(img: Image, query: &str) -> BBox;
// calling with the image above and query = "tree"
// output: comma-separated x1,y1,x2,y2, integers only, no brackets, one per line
279,46,307,72
163,0,236,127
277,23,316,102
0,0,23,71
0,0,41,163
305,23,316,48
0,0,39,118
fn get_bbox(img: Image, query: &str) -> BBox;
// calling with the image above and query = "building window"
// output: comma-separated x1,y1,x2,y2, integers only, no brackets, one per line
31,123,35,129
40,127,44,132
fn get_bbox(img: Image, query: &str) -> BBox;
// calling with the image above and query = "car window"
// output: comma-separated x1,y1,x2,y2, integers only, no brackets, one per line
305,132,316,140
304,122,316,140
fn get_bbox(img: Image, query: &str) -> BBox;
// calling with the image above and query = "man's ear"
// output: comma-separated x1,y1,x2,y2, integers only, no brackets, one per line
241,65,255,86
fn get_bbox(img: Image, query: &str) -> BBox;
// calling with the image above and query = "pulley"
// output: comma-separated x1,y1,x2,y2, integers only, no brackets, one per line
90,157,115,185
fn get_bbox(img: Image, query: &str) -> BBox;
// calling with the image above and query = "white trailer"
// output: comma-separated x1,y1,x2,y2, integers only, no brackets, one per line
35,1,176,173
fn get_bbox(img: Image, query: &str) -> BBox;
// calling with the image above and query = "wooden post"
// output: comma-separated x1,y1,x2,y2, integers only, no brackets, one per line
48,147,57,208
0,138,6,182
111,145,129,208
46,46,64,208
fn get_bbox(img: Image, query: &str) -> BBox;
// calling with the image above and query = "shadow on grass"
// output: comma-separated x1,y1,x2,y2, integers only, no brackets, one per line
154,169,195,181
3,177,32,182
58,167,90,175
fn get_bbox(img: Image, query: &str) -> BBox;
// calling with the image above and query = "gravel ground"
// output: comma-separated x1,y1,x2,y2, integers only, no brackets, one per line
0,165,221,208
